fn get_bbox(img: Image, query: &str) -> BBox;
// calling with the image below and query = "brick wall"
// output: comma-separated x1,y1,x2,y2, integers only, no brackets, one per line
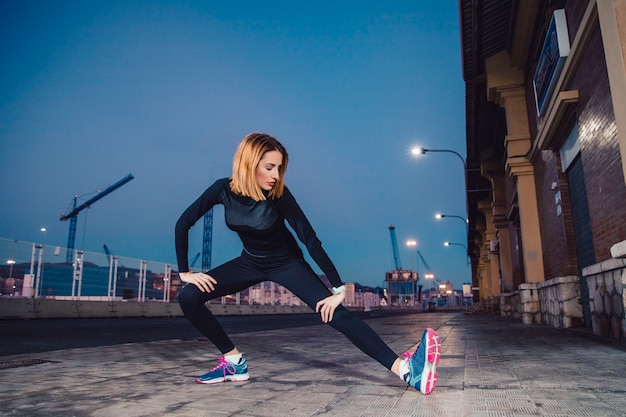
570,27,626,261
565,0,591,46
534,149,579,279
528,9,626,281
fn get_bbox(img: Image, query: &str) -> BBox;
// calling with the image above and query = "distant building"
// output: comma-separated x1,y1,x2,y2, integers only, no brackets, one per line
384,269,419,306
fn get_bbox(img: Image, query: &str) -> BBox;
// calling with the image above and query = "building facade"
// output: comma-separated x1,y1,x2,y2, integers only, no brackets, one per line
460,0,626,339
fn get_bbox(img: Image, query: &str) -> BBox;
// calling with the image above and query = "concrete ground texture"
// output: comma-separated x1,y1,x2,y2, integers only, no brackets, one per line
1,311,626,417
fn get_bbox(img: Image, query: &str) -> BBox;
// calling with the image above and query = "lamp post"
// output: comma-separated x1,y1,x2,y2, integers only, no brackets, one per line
405,239,417,306
7,239,17,280
405,239,417,271
424,272,434,295
435,213,469,237
411,147,466,169
444,241,467,250
39,227,47,297
444,241,469,266
411,146,468,217
7,259,16,279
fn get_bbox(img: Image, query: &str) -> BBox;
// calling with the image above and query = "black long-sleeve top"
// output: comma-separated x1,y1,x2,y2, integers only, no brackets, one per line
175,178,344,287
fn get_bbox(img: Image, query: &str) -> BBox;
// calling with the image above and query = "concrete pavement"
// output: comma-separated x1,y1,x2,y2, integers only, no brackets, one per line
1,311,626,416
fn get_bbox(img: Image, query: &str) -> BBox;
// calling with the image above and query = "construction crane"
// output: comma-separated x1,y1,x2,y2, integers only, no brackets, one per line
417,250,433,274
388,225,402,270
189,252,201,271
60,174,135,263
202,209,213,271
103,244,114,263
417,250,441,284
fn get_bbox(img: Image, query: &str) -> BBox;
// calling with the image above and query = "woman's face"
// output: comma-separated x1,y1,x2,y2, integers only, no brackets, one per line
256,150,283,191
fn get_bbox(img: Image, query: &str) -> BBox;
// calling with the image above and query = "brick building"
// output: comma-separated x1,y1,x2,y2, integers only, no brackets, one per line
459,0,626,339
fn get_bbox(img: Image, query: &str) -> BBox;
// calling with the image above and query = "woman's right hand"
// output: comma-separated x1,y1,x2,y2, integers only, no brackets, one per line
179,271,217,293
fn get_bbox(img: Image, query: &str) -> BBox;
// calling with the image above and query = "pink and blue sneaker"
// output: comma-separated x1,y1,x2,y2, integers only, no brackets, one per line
402,328,441,394
196,357,249,384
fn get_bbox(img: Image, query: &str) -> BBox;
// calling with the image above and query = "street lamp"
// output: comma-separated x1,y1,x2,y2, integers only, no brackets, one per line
412,147,468,216
424,272,434,293
411,147,466,170
7,259,16,279
405,239,417,271
435,213,469,236
405,240,417,306
444,241,469,266
444,241,468,250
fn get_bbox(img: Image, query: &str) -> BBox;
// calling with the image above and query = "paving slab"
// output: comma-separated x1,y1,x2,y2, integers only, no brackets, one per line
1,311,626,416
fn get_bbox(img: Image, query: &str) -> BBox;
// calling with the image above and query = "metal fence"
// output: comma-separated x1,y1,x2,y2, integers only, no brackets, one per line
0,237,307,306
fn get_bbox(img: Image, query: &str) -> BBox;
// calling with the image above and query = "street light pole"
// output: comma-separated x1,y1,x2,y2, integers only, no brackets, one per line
435,213,469,237
411,147,469,255
405,239,416,271
412,147,468,217
405,239,417,307
444,241,470,266
411,147,466,170
7,259,16,279
39,227,47,297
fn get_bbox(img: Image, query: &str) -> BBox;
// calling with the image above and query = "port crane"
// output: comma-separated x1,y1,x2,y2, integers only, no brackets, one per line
103,244,114,263
386,225,419,305
388,225,402,270
202,209,213,271
189,252,201,271
60,174,135,263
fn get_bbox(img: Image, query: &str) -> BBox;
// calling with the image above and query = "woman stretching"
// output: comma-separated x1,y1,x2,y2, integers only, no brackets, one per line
175,132,441,394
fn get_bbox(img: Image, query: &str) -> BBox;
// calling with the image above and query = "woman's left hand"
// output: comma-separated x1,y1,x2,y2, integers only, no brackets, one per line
315,292,345,323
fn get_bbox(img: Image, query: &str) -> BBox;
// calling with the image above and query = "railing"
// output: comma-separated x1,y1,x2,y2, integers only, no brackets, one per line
0,237,309,307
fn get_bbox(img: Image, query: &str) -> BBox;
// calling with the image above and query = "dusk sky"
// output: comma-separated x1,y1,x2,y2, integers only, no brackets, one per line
0,1,470,289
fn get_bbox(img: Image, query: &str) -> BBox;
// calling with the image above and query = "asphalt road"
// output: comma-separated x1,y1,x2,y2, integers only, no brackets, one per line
0,311,414,357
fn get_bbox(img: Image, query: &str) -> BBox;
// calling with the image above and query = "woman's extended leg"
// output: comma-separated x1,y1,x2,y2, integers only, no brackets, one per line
270,258,399,370
270,258,441,394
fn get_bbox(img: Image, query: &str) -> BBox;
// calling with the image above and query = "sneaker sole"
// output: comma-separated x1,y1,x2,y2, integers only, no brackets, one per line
196,373,250,384
419,328,441,395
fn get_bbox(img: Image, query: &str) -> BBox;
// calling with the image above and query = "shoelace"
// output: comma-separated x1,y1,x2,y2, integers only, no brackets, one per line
210,357,237,377
402,341,421,360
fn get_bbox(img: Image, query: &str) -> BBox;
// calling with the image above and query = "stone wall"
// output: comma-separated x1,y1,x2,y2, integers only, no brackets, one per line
0,298,314,319
519,283,541,324
583,257,626,341
482,241,626,339
475,296,500,314
537,276,584,328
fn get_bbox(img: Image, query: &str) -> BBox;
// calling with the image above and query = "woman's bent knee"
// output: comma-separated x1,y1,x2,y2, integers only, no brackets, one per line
177,284,205,310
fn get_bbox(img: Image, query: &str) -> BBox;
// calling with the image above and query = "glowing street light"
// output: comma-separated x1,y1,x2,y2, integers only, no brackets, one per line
6,259,16,279
411,147,466,170
444,241,469,266
411,147,468,217
444,241,468,250
435,213,469,237
405,239,417,271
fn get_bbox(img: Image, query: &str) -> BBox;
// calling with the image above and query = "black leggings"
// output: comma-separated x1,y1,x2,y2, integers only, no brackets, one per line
177,253,398,370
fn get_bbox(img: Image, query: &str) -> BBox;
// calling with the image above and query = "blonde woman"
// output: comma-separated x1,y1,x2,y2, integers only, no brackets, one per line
175,132,441,394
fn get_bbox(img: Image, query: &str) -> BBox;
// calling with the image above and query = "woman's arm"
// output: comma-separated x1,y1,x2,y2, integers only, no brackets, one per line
175,179,226,272
281,187,343,288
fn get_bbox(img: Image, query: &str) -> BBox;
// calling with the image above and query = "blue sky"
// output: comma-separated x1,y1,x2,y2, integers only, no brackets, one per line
0,0,469,289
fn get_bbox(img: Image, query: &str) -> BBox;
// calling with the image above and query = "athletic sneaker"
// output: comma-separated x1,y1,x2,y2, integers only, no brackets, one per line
196,357,249,384
402,328,441,394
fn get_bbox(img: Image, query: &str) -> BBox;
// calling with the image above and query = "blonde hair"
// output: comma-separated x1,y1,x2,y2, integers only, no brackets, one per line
230,132,288,201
